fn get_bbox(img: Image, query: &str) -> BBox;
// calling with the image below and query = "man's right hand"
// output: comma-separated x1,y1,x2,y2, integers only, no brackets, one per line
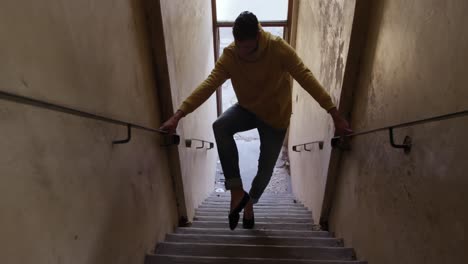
159,110,185,134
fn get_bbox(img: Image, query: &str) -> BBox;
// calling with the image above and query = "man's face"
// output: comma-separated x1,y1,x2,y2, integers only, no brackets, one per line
235,36,259,60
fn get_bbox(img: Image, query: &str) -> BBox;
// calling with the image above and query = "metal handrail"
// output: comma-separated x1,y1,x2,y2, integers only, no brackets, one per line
185,138,215,150
293,109,468,154
336,109,468,139
0,90,180,146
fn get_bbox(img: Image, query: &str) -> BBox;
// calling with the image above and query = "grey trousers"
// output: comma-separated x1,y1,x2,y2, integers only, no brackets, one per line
213,104,287,204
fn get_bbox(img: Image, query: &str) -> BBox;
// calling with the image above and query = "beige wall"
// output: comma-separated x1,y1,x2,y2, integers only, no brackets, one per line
0,1,178,263
159,0,218,221
329,0,468,263
288,0,356,224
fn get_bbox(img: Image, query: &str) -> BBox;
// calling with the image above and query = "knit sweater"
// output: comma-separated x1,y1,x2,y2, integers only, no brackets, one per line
178,29,335,129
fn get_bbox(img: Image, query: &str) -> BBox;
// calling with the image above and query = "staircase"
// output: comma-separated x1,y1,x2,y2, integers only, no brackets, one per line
146,193,366,264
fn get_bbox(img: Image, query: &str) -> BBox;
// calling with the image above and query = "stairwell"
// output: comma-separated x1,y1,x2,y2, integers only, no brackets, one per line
146,193,366,263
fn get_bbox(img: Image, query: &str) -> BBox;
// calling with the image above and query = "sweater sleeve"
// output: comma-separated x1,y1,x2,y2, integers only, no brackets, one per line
279,39,335,111
178,52,230,115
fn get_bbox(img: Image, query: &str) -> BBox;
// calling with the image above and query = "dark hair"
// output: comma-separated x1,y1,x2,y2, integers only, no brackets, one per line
233,11,259,41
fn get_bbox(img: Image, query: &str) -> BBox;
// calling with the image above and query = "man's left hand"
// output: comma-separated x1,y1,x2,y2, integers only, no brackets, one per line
328,107,353,136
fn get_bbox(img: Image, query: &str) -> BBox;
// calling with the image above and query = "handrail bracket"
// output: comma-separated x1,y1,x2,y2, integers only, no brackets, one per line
113,124,132,145
331,137,351,151
389,128,412,154
161,134,181,147
185,139,215,150
112,125,180,146
292,141,324,152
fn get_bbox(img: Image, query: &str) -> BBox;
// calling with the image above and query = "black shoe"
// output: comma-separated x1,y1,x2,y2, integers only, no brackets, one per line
243,212,255,229
228,191,250,230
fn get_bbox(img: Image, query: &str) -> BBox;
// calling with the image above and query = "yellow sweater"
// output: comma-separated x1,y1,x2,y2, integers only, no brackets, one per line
179,30,335,129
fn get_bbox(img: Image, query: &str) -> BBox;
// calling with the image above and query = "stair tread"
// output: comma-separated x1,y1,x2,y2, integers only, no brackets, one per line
208,194,295,196
196,209,311,213
159,241,348,248
200,205,305,208
191,222,315,231
203,200,300,203
204,201,301,204
155,242,356,260
168,233,337,240
194,215,311,218
192,220,315,225
194,216,312,223
147,194,364,263
195,214,312,218
199,204,307,208
148,254,366,264
175,227,331,237
166,233,342,246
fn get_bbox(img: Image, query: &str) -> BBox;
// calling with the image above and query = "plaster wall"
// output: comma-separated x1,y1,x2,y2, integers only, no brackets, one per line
159,0,218,220
288,0,356,224
0,1,178,263
329,0,468,263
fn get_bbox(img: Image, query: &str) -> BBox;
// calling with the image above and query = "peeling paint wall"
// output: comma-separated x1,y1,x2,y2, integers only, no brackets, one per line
0,0,178,263
329,0,468,263
159,0,218,221
288,0,356,224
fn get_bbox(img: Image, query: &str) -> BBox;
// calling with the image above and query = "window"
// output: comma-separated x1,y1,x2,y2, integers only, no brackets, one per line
216,0,289,21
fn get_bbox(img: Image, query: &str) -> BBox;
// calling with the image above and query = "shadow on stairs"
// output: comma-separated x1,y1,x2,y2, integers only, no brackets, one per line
146,193,366,264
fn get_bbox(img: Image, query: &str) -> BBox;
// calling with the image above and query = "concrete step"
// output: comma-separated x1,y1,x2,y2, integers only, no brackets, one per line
147,195,365,264
193,216,312,224
196,208,311,215
202,203,302,208
198,205,307,210
208,192,294,199
165,234,343,247
191,221,315,231
206,201,302,206
207,197,298,202
203,199,301,204
205,196,299,200
197,205,309,211
201,202,305,208
175,227,331,237
147,254,367,264
155,242,356,260
194,212,312,219
195,211,312,218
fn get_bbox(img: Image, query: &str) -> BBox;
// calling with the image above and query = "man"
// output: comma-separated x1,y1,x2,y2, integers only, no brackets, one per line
160,11,352,230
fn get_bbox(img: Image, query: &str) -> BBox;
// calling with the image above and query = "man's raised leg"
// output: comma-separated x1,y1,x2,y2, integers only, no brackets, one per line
212,104,256,229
